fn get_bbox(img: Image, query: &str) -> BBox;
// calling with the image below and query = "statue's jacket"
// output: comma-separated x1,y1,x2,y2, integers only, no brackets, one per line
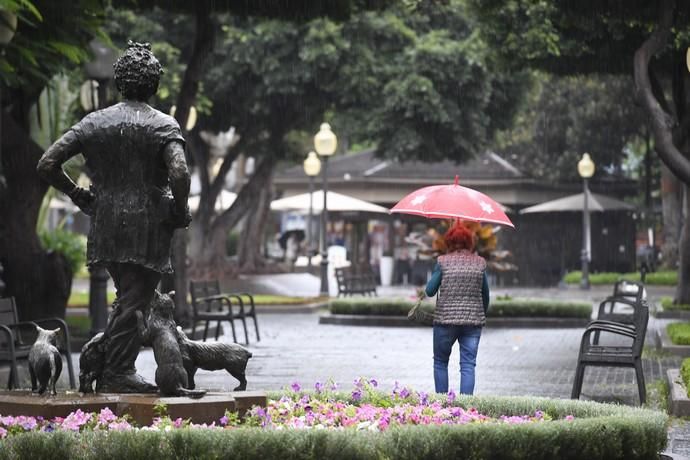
71,102,185,273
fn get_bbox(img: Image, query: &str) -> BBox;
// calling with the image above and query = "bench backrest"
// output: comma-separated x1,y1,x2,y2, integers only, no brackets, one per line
189,280,223,313
612,280,645,303
632,302,649,357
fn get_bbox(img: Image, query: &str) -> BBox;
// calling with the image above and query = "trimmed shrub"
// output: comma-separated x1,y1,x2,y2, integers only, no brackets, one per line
0,394,667,460
660,296,690,312
667,322,690,345
329,298,592,319
38,229,86,275
564,270,677,286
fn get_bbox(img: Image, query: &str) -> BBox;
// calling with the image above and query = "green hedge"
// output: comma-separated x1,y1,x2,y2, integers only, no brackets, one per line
0,395,666,460
660,296,690,312
563,270,677,286
667,322,690,345
329,298,592,319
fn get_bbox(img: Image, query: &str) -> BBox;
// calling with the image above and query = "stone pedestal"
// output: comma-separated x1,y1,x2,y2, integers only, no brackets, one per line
0,390,266,426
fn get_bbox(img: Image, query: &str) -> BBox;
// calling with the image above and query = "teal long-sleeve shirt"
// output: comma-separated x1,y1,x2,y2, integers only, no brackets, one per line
425,263,490,313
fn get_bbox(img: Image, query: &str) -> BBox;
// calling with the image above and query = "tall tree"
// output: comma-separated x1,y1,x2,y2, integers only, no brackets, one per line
0,0,105,320
470,0,690,302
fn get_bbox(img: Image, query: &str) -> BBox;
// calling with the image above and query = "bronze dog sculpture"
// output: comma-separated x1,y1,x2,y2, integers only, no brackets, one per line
29,326,63,395
176,326,252,391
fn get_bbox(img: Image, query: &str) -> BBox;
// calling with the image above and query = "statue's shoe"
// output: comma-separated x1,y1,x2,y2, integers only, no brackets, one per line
95,371,158,394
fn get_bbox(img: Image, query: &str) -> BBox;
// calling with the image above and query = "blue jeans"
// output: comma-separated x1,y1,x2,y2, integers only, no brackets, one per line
433,325,482,394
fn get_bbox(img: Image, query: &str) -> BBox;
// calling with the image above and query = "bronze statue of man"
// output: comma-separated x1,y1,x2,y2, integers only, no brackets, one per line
37,41,191,393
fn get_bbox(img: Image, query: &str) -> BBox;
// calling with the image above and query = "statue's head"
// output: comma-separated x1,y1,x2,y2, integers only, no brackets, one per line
113,41,162,102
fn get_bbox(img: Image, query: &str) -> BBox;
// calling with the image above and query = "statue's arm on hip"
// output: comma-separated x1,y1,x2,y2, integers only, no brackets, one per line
36,130,95,216
162,140,191,228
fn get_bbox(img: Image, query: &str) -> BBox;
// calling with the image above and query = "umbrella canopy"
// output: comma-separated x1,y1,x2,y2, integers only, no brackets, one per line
188,190,237,213
519,191,634,214
389,176,514,227
270,190,389,214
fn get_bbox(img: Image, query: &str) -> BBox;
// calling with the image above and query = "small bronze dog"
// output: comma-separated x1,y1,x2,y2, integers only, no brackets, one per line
28,326,63,395
78,332,105,393
138,291,206,398
175,326,252,391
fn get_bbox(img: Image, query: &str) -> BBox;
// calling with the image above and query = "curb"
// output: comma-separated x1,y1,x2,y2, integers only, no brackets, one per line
667,369,690,417
657,328,690,357
319,314,591,328
655,309,690,320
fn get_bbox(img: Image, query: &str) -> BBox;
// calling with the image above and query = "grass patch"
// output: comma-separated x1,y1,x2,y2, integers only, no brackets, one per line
667,323,690,345
660,296,690,312
645,379,670,413
329,297,592,318
681,358,690,398
564,270,677,286
68,292,322,308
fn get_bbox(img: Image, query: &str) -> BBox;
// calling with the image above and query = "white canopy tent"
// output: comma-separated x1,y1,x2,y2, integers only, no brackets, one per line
519,191,634,214
188,190,237,213
270,190,389,214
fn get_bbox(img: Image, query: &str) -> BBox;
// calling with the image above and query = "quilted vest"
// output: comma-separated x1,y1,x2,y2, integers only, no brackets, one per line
435,250,486,326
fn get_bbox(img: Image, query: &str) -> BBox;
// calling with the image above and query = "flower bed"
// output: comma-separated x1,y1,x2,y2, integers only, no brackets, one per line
329,297,592,318
0,379,667,459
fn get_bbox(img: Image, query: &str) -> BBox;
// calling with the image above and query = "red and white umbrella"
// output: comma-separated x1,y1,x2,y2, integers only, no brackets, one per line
390,176,514,228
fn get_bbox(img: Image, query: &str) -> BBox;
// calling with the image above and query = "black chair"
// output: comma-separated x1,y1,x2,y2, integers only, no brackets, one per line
592,282,644,345
189,280,260,344
612,279,645,304
0,297,76,390
571,300,649,405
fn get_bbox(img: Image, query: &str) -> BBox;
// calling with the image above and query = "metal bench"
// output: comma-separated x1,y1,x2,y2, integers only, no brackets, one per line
189,280,259,344
335,265,377,297
571,299,648,405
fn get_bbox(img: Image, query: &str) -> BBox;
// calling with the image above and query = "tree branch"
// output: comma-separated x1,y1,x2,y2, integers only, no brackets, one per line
634,0,690,184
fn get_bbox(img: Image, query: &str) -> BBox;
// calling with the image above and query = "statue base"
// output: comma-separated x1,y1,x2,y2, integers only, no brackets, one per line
0,390,267,426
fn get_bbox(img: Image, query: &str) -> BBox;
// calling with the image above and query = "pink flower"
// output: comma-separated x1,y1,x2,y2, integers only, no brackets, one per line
108,420,133,431
97,408,117,426
565,415,575,421
0,427,7,438
61,410,92,431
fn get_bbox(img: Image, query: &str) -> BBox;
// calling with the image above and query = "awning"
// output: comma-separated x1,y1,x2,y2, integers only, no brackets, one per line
270,190,389,214
519,191,634,214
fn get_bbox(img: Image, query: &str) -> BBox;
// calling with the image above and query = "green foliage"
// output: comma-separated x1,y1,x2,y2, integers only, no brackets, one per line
564,271,678,286
645,379,669,413
661,297,690,312
65,315,90,337
329,297,592,318
681,358,690,397
667,323,690,346
0,395,668,460
38,228,86,275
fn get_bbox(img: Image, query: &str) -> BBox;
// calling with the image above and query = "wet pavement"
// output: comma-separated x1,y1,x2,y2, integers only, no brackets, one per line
5,275,690,458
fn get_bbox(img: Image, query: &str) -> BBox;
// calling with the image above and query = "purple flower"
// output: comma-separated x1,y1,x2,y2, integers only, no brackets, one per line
369,379,378,388
399,388,411,399
351,390,362,401
330,381,339,391
290,382,301,392
219,416,229,426
314,381,324,393
0,427,6,438
419,391,429,405
447,390,456,404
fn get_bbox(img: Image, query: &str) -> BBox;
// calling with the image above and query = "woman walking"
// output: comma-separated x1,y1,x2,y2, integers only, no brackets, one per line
425,221,490,395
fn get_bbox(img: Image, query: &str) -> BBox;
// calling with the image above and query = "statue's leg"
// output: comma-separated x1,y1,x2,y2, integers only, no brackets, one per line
96,263,160,393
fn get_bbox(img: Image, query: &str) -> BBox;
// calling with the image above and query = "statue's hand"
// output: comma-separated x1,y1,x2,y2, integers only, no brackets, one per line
170,202,192,229
68,186,96,216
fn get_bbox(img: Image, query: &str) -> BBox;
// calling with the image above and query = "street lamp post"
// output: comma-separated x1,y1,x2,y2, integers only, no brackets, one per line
303,151,321,268
314,123,337,296
578,153,595,290
82,39,117,337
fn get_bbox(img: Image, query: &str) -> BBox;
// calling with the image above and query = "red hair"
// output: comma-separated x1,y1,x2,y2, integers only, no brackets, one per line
444,221,475,252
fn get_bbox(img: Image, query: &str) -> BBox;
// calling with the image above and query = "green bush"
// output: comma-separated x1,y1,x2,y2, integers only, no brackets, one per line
38,229,87,275
0,395,667,460
681,358,690,397
660,296,690,312
564,270,677,286
667,322,690,345
329,298,592,318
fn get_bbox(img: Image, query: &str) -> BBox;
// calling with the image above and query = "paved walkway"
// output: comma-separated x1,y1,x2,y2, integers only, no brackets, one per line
6,275,690,457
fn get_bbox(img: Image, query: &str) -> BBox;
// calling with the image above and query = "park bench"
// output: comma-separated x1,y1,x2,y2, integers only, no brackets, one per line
571,297,649,405
592,280,645,345
0,297,76,390
189,280,260,344
335,265,378,297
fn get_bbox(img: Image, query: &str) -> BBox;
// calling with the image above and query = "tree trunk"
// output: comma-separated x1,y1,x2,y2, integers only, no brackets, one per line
165,3,216,319
661,163,683,268
239,165,274,273
676,185,690,302
0,110,71,321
